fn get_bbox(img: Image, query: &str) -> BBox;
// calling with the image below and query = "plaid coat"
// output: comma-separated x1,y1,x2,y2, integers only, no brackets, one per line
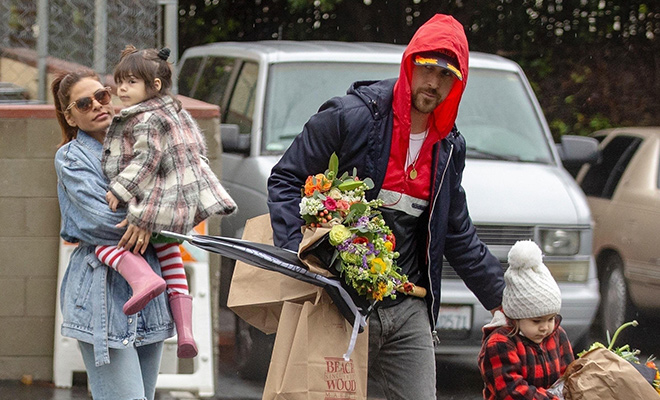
478,316,574,400
103,95,236,233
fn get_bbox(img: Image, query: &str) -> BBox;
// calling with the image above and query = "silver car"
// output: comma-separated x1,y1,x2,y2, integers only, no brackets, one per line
177,40,600,378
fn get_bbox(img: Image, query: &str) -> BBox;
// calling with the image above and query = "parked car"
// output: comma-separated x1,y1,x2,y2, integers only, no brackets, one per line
177,40,600,379
575,127,660,339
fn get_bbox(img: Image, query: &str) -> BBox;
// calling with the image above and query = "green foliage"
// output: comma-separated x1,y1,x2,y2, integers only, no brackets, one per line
177,0,660,138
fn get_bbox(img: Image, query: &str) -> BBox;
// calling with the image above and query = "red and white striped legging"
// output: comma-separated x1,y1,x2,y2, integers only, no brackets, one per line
95,242,189,297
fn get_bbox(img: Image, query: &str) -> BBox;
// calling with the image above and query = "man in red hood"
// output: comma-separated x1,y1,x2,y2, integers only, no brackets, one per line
269,14,504,399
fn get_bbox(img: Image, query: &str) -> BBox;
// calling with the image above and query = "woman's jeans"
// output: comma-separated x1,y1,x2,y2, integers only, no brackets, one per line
78,340,164,400
368,296,437,400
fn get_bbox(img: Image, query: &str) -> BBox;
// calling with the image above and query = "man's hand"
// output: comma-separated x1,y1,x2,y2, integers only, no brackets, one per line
106,191,120,212
116,219,150,254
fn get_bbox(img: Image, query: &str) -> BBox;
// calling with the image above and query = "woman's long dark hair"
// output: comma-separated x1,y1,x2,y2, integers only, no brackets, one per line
52,69,100,148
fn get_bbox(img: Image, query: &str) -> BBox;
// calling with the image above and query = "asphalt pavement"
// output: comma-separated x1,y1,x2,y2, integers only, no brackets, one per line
3,313,658,400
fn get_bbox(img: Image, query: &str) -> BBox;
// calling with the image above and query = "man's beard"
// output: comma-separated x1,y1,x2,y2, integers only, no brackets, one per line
411,88,442,114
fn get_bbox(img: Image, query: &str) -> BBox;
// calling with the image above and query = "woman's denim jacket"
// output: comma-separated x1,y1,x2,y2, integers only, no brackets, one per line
55,130,174,366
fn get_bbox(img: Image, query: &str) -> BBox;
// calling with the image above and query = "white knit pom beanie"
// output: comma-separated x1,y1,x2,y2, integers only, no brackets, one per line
501,240,562,319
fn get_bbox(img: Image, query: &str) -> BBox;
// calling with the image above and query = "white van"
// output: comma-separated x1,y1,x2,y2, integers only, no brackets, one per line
177,40,599,378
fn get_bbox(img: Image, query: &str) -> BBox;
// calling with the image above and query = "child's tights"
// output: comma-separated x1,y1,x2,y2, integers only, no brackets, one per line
95,242,189,297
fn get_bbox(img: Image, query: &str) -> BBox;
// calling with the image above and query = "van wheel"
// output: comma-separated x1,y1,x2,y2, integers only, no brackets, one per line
234,318,274,381
600,258,635,343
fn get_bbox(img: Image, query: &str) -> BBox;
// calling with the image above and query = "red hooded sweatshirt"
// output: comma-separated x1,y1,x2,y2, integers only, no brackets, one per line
381,14,470,201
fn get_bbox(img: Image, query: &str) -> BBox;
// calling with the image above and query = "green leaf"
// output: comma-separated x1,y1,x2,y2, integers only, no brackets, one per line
328,152,339,177
338,180,363,191
349,202,367,214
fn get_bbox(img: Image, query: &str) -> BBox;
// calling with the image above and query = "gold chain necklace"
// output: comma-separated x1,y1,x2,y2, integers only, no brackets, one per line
406,131,428,180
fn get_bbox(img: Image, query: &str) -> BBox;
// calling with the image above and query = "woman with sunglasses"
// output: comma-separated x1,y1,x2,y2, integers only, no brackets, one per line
53,69,174,400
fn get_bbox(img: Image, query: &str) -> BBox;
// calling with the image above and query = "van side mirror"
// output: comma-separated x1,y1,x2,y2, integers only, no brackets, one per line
556,135,600,177
221,124,250,153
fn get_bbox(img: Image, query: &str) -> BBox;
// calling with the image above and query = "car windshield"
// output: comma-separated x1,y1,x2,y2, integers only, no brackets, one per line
457,69,553,163
263,63,553,164
263,62,399,153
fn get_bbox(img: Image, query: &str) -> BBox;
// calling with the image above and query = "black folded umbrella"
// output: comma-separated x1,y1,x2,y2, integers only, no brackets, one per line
160,231,372,331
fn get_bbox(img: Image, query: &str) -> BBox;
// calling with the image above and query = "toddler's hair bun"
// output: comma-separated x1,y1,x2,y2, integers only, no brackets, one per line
157,48,170,61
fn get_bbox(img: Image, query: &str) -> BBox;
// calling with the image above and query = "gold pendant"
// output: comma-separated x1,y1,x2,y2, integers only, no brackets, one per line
409,168,417,180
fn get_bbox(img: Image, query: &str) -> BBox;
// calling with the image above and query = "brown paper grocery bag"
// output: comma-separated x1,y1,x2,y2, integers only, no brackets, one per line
263,294,368,400
563,347,660,399
227,214,322,334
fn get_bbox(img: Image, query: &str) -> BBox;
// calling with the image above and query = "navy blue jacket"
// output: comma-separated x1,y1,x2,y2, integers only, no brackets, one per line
268,78,504,329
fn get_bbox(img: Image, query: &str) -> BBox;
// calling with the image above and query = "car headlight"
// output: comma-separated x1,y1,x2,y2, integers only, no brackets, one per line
539,229,580,255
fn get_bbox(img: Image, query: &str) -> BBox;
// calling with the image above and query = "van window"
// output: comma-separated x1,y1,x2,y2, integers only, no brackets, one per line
225,61,258,134
178,56,204,97
457,69,552,163
580,135,642,198
262,62,398,153
194,56,237,106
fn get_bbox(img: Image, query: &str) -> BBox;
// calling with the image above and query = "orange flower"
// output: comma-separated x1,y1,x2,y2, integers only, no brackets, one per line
304,173,332,196
304,176,316,196
372,282,389,301
316,174,332,192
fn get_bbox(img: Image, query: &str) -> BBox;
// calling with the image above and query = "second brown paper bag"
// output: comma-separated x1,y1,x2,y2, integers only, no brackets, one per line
262,295,369,400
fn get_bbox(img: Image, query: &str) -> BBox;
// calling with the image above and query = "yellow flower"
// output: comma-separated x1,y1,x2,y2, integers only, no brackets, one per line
372,282,389,301
384,241,393,252
328,224,352,246
369,257,387,274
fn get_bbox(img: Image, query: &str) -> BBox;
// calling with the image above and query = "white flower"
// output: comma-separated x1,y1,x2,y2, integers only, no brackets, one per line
299,197,323,216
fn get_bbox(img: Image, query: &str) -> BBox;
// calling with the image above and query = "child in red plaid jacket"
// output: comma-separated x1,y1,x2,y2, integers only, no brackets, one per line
478,240,574,399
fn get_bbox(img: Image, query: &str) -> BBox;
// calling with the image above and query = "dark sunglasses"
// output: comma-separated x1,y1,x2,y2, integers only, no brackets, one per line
66,87,112,113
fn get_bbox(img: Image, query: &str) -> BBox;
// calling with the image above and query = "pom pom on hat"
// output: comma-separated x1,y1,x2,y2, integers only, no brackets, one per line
502,240,561,319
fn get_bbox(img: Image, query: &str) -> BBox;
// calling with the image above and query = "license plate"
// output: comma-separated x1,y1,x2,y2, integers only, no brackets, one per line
437,305,472,331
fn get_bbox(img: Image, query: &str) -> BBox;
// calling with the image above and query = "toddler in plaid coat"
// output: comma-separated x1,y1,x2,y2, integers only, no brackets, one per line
478,240,574,399
96,45,236,359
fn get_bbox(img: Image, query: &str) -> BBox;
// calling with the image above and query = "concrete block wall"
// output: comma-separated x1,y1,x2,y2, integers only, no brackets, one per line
0,98,223,381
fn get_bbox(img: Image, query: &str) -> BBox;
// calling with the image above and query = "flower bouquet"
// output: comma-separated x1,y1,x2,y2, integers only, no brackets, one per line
297,153,417,308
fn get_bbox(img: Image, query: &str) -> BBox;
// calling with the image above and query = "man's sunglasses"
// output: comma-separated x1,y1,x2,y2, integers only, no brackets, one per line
65,87,112,113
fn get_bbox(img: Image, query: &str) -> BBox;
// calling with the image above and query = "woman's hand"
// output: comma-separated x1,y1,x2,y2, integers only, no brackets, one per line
106,191,120,212
116,219,151,254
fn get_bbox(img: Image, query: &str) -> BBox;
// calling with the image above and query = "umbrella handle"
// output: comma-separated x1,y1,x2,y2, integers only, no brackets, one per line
159,230,194,242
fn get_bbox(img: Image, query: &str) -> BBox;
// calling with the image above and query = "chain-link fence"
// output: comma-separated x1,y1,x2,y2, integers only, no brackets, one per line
0,0,177,103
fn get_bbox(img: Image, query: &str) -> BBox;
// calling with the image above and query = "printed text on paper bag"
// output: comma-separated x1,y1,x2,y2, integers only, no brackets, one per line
325,357,357,399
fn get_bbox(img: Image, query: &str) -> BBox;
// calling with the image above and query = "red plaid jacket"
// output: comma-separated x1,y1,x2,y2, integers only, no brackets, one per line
478,316,574,399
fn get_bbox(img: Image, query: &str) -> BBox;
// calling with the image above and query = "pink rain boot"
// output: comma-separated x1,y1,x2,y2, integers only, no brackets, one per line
115,252,167,315
169,294,198,358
